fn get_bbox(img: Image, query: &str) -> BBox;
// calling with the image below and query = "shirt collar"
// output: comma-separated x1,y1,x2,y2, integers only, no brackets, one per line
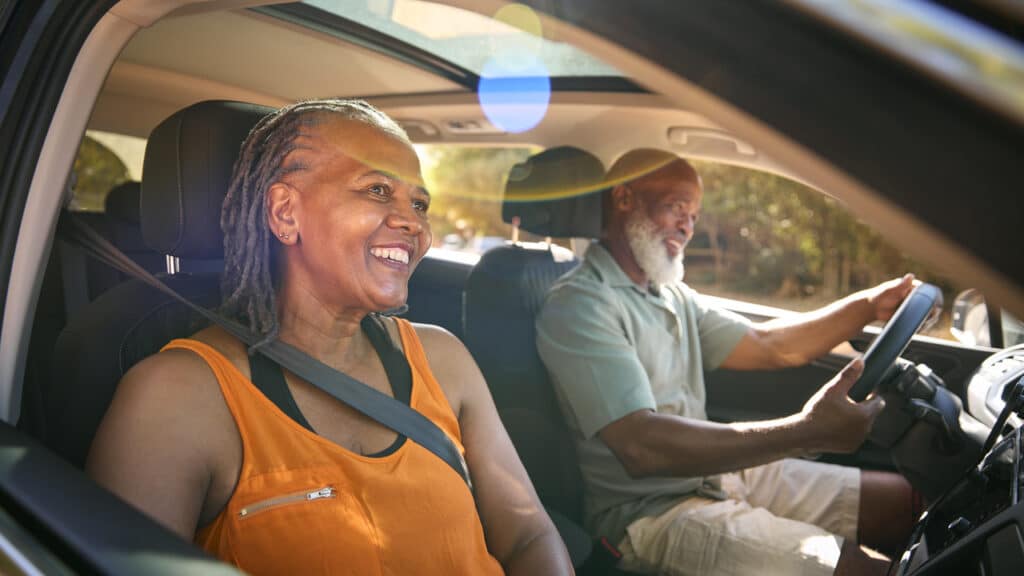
586,242,683,336
585,242,644,289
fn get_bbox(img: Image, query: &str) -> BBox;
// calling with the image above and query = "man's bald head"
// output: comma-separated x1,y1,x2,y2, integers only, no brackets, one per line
602,149,703,286
606,148,701,197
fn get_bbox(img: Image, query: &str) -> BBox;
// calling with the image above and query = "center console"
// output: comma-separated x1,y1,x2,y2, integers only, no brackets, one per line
897,425,1024,575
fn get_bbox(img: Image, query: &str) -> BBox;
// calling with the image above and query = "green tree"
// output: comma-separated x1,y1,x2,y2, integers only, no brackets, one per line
418,146,536,246
692,160,954,308
71,135,130,212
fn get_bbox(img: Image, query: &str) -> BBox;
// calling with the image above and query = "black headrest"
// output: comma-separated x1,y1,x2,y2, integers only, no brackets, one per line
141,100,273,259
104,181,141,225
502,146,607,238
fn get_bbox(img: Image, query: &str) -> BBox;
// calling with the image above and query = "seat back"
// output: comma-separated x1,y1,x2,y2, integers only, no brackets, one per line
74,181,166,302
464,243,582,519
463,147,607,524
37,101,271,466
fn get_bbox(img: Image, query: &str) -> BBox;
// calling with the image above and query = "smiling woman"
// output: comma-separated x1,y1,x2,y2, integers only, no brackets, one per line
85,99,573,576
218,99,429,346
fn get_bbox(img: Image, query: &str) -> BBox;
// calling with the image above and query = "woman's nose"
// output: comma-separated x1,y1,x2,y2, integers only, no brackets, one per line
386,204,425,235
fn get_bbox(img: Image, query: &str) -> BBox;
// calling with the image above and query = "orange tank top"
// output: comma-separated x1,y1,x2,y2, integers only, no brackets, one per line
164,319,503,576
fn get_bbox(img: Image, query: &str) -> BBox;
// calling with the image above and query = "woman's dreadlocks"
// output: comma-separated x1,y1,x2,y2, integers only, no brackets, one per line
219,98,410,350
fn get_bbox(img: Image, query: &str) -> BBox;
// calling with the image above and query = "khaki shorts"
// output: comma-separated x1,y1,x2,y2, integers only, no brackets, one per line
618,459,860,576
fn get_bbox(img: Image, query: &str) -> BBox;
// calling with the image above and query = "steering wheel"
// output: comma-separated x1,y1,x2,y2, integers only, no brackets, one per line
847,283,942,401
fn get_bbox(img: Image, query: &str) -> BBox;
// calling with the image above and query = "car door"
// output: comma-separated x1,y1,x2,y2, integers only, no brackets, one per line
0,2,244,574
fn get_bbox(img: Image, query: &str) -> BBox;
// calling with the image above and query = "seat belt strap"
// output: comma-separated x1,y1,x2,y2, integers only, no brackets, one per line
59,214,472,490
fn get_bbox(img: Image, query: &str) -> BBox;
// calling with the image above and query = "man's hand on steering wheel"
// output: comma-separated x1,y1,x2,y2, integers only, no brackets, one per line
865,274,917,322
798,358,886,455
849,282,944,401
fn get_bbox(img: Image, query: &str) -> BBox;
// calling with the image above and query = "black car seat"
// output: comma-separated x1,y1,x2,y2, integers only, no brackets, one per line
463,147,607,525
39,100,271,467
77,181,167,301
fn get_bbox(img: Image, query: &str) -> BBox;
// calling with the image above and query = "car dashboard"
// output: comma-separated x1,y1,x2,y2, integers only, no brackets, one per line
898,345,1024,575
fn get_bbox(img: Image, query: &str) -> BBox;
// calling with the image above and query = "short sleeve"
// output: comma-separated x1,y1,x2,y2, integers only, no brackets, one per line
687,287,751,371
536,282,656,439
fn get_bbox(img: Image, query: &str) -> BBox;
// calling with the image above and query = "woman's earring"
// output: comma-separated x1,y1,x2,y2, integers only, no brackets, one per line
279,232,290,240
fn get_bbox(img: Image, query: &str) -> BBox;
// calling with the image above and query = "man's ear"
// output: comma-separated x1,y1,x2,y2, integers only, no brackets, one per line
611,184,635,213
266,182,299,245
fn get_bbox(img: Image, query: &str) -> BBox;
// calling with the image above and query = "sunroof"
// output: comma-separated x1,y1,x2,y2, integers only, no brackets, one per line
300,0,623,77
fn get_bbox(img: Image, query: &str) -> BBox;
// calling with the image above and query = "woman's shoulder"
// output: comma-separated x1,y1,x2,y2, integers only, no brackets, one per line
405,321,484,406
408,321,467,358
188,325,250,367
124,325,247,391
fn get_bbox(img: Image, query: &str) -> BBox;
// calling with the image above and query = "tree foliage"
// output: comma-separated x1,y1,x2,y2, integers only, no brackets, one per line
692,160,953,305
418,146,537,247
71,135,130,212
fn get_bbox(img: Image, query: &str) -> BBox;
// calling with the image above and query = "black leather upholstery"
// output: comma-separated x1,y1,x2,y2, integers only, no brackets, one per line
464,146,606,524
105,180,142,225
45,277,217,467
141,100,271,259
83,182,165,300
464,243,584,520
41,101,268,467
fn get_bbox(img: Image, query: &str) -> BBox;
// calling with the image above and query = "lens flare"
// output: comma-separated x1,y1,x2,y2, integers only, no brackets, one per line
477,3,551,134
478,57,551,133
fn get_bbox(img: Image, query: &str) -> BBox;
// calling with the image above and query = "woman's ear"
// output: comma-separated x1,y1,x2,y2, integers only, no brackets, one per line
266,182,299,245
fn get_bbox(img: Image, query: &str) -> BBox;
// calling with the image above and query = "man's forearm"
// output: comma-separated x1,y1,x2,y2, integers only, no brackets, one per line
603,358,878,479
605,410,811,478
724,289,876,368
728,275,917,370
747,290,875,368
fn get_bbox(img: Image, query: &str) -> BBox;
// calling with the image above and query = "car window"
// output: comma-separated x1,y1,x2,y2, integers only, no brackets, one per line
301,0,622,77
68,131,145,212
417,145,557,253
1003,310,1024,347
690,160,962,341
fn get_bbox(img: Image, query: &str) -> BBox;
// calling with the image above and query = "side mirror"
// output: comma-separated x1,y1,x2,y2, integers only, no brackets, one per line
950,289,989,346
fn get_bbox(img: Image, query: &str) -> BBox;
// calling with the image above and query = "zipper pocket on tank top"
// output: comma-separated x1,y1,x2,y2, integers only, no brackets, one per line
238,486,336,519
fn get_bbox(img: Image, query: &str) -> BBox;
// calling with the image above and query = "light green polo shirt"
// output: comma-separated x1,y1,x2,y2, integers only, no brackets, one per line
536,242,751,542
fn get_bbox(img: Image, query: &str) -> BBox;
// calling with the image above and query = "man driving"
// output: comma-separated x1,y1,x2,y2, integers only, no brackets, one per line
536,148,919,575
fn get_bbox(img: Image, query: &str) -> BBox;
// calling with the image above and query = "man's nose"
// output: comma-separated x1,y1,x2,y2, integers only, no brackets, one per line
678,213,697,238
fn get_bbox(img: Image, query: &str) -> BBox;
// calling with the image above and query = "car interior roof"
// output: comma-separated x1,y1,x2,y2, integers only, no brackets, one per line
87,1,804,180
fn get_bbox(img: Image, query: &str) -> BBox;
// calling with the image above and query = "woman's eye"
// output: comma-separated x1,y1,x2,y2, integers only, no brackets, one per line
413,199,430,214
368,184,390,198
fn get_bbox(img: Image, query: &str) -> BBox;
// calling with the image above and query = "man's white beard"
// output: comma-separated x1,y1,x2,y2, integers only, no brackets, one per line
625,209,684,286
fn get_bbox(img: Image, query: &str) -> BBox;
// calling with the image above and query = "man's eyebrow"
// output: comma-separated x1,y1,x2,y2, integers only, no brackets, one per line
365,169,430,197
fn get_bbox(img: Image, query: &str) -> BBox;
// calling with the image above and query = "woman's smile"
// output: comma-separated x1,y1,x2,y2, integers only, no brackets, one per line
370,243,414,269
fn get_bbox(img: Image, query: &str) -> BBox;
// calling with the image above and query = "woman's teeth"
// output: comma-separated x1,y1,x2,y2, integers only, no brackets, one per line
370,247,410,264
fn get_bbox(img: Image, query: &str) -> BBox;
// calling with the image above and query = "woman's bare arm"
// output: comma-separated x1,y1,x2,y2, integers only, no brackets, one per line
416,324,573,576
86,349,239,540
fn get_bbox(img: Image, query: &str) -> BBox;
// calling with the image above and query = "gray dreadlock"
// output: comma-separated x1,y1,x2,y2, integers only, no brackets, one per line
219,98,410,350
